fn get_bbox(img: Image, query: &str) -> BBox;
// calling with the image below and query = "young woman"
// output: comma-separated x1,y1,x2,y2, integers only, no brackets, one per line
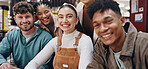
34,1,56,37
25,4,93,69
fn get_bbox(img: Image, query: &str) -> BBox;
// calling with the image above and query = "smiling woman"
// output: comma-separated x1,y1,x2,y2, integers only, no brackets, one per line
34,1,55,37
25,3,93,69
58,5,78,34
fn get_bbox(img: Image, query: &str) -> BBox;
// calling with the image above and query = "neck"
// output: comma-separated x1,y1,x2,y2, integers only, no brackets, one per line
22,26,37,35
83,1,94,8
64,30,75,35
110,30,126,53
84,4,89,8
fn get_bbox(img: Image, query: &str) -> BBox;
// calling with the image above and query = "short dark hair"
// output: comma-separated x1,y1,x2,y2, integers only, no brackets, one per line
87,0,121,19
13,1,34,15
34,1,52,13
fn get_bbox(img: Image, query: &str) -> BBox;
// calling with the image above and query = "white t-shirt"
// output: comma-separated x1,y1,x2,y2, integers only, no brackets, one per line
25,30,93,69
113,51,126,69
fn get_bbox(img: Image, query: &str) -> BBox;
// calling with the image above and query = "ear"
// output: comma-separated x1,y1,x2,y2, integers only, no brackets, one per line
33,14,35,21
13,16,16,22
120,17,125,26
76,17,79,25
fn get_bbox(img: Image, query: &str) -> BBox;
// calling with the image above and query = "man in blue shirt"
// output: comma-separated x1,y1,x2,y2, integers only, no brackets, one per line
0,1,53,69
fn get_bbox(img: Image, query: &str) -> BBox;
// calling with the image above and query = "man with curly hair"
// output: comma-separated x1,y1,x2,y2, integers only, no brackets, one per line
0,1,53,69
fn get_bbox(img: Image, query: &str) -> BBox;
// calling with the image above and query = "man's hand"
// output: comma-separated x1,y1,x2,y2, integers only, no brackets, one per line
0,63,14,69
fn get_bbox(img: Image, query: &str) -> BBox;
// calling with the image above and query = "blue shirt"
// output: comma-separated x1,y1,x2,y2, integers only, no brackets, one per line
0,26,53,69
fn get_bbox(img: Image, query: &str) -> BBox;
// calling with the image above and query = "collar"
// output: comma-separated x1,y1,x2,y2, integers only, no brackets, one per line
19,25,42,38
120,22,138,57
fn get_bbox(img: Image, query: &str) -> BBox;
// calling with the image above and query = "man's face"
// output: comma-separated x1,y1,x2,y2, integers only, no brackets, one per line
14,12,34,31
92,9,125,46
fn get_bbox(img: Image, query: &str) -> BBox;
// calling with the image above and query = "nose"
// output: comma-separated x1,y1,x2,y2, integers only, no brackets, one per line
63,17,68,23
22,18,27,23
42,13,47,18
100,24,108,33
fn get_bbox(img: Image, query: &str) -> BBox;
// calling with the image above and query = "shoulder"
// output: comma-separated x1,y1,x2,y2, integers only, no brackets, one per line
137,32,148,39
76,2,84,10
38,27,52,37
78,33,92,45
50,37,58,42
75,30,92,42
45,36,58,48
136,32,148,44
1,29,20,43
7,29,20,38
36,28,53,43
81,33,92,40
80,33,92,43
79,33,93,48
135,32,148,55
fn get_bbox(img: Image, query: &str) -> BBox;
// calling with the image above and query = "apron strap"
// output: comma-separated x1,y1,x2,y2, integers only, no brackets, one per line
74,32,83,46
57,32,83,50
57,35,62,46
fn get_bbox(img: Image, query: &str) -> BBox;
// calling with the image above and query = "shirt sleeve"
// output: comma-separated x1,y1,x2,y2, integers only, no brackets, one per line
78,35,93,69
0,36,12,64
24,37,57,69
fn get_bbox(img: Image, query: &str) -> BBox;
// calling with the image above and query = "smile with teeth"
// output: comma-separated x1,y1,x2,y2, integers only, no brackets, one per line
61,23,70,28
101,33,113,40
42,19,48,21
102,34,111,38
20,22,30,27
21,22,30,26
42,17,49,22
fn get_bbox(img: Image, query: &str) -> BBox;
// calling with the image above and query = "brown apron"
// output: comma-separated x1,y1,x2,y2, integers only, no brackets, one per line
53,32,83,69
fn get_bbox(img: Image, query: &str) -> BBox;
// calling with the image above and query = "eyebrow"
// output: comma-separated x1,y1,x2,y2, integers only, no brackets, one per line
93,16,112,23
67,13,73,16
104,16,112,20
58,13,73,16
58,14,63,16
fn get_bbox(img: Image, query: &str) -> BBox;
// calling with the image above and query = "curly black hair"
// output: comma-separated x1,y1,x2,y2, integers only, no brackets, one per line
87,0,121,19
34,1,52,13
13,1,34,15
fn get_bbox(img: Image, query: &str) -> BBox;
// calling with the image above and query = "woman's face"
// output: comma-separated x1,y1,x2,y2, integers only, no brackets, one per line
36,4,52,25
58,7,78,34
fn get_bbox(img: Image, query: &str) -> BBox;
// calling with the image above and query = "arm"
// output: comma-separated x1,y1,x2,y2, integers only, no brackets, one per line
78,36,93,69
24,38,56,69
0,35,13,69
